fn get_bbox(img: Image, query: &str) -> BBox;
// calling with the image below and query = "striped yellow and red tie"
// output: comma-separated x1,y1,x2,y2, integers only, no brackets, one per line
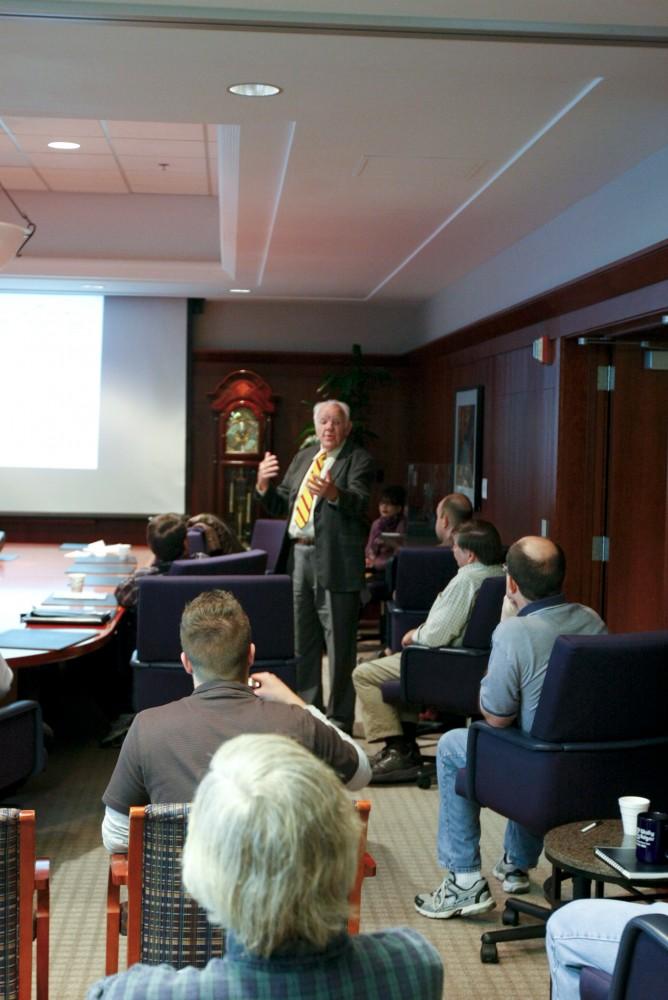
294,451,326,529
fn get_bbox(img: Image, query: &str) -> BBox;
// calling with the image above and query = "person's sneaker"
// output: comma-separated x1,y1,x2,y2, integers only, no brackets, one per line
414,873,496,919
492,855,531,894
370,745,422,784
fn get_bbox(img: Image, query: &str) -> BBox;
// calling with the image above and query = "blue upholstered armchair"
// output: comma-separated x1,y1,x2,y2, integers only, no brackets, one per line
396,575,506,716
458,630,668,963
385,547,457,652
168,549,267,576
132,574,297,710
249,518,287,573
580,913,668,1000
0,700,46,799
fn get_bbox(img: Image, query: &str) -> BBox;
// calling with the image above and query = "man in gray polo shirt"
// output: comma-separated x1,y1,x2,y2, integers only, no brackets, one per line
414,536,606,920
101,590,370,852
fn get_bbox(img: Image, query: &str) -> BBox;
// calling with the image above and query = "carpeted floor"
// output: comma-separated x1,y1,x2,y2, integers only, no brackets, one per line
7,635,553,999
9,733,552,1000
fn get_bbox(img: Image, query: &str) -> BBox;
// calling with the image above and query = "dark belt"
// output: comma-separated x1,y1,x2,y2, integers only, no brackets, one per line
293,537,316,546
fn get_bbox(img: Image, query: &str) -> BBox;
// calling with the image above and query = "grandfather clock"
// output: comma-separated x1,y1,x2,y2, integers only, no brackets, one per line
209,370,275,542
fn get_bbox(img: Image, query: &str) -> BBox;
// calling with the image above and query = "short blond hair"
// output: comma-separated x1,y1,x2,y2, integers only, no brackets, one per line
182,733,361,956
179,590,251,683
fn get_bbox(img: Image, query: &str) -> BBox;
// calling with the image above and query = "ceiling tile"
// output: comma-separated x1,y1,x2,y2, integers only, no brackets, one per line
0,139,28,167
17,135,112,155
29,152,120,170
0,166,47,191
39,169,128,193
125,171,209,195
110,138,206,158
3,117,104,137
105,121,205,141
116,154,207,175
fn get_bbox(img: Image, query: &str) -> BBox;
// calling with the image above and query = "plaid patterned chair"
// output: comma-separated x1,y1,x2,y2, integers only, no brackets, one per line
106,800,376,974
0,809,50,1000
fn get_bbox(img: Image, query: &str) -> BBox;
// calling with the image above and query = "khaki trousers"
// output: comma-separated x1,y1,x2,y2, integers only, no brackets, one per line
352,652,419,743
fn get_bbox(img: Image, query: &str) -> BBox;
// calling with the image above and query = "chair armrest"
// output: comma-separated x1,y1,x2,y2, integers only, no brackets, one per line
463,723,565,801
106,855,128,974
34,858,49,890
467,721,665,755
347,851,377,935
34,859,49,1000
579,966,612,1000
609,913,668,1000
400,645,489,716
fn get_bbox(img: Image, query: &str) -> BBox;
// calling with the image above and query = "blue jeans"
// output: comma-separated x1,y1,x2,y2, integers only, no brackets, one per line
546,899,668,999
436,727,544,873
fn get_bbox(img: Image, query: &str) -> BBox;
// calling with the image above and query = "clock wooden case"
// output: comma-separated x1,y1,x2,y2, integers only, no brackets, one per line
209,370,275,542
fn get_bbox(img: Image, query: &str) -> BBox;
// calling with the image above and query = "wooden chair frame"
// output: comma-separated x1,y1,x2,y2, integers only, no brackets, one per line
106,800,376,974
8,810,50,1000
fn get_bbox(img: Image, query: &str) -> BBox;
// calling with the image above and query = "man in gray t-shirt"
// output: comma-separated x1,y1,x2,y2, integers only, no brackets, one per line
415,536,606,921
101,590,370,853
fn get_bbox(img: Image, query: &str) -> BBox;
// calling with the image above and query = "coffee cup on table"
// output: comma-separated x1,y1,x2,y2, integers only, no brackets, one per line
619,796,651,836
636,811,668,865
69,573,86,593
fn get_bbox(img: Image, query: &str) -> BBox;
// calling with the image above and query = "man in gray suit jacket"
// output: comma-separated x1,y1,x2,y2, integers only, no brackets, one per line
256,400,373,732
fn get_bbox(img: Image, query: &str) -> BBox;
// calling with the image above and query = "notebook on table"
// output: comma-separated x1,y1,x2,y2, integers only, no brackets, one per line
595,846,668,881
0,628,98,651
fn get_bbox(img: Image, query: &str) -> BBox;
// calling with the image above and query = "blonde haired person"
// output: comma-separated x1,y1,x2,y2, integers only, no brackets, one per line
88,734,443,999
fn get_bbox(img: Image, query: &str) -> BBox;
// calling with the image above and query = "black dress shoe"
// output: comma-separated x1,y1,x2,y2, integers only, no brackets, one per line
370,745,422,784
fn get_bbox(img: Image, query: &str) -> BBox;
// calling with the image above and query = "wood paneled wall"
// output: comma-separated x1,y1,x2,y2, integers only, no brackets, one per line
1,514,148,546
5,242,667,632
406,276,668,629
407,329,558,546
189,351,412,516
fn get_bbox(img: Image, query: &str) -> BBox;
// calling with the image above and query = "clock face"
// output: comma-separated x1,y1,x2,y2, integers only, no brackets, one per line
225,407,260,454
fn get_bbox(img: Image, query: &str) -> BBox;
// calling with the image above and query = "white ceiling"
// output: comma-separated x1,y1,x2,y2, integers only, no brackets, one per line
0,1,668,307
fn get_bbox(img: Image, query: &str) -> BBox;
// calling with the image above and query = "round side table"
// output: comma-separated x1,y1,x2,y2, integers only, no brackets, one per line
545,819,668,901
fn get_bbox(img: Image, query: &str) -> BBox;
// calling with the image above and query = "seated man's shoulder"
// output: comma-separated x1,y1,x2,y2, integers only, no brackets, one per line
493,614,528,641
353,927,443,984
567,600,607,627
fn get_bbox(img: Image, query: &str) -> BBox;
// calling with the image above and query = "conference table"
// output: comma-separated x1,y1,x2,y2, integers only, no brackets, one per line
0,542,150,681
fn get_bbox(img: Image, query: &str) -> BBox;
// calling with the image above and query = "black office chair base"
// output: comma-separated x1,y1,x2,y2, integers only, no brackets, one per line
479,898,551,963
416,759,436,789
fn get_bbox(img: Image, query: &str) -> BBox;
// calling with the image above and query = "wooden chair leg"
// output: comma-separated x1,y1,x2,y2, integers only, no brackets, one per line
34,859,49,1000
348,802,377,935
106,856,128,975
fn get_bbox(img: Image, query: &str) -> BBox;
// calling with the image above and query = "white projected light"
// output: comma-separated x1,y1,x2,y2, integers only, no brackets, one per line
0,294,103,469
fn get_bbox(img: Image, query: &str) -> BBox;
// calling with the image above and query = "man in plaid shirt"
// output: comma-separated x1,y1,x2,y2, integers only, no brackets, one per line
353,515,505,783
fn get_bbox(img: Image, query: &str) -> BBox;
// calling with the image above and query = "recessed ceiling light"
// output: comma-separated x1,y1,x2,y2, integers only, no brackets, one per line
229,288,251,294
227,83,281,98
81,283,104,290
47,140,81,150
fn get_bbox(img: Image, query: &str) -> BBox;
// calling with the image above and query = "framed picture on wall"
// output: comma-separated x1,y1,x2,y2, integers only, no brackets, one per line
453,386,484,509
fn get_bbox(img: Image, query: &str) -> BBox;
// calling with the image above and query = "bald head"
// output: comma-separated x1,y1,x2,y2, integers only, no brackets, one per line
505,536,565,603
435,493,473,544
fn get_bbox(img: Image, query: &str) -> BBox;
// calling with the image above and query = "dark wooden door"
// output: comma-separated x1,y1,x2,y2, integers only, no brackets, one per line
556,338,668,632
604,348,668,631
